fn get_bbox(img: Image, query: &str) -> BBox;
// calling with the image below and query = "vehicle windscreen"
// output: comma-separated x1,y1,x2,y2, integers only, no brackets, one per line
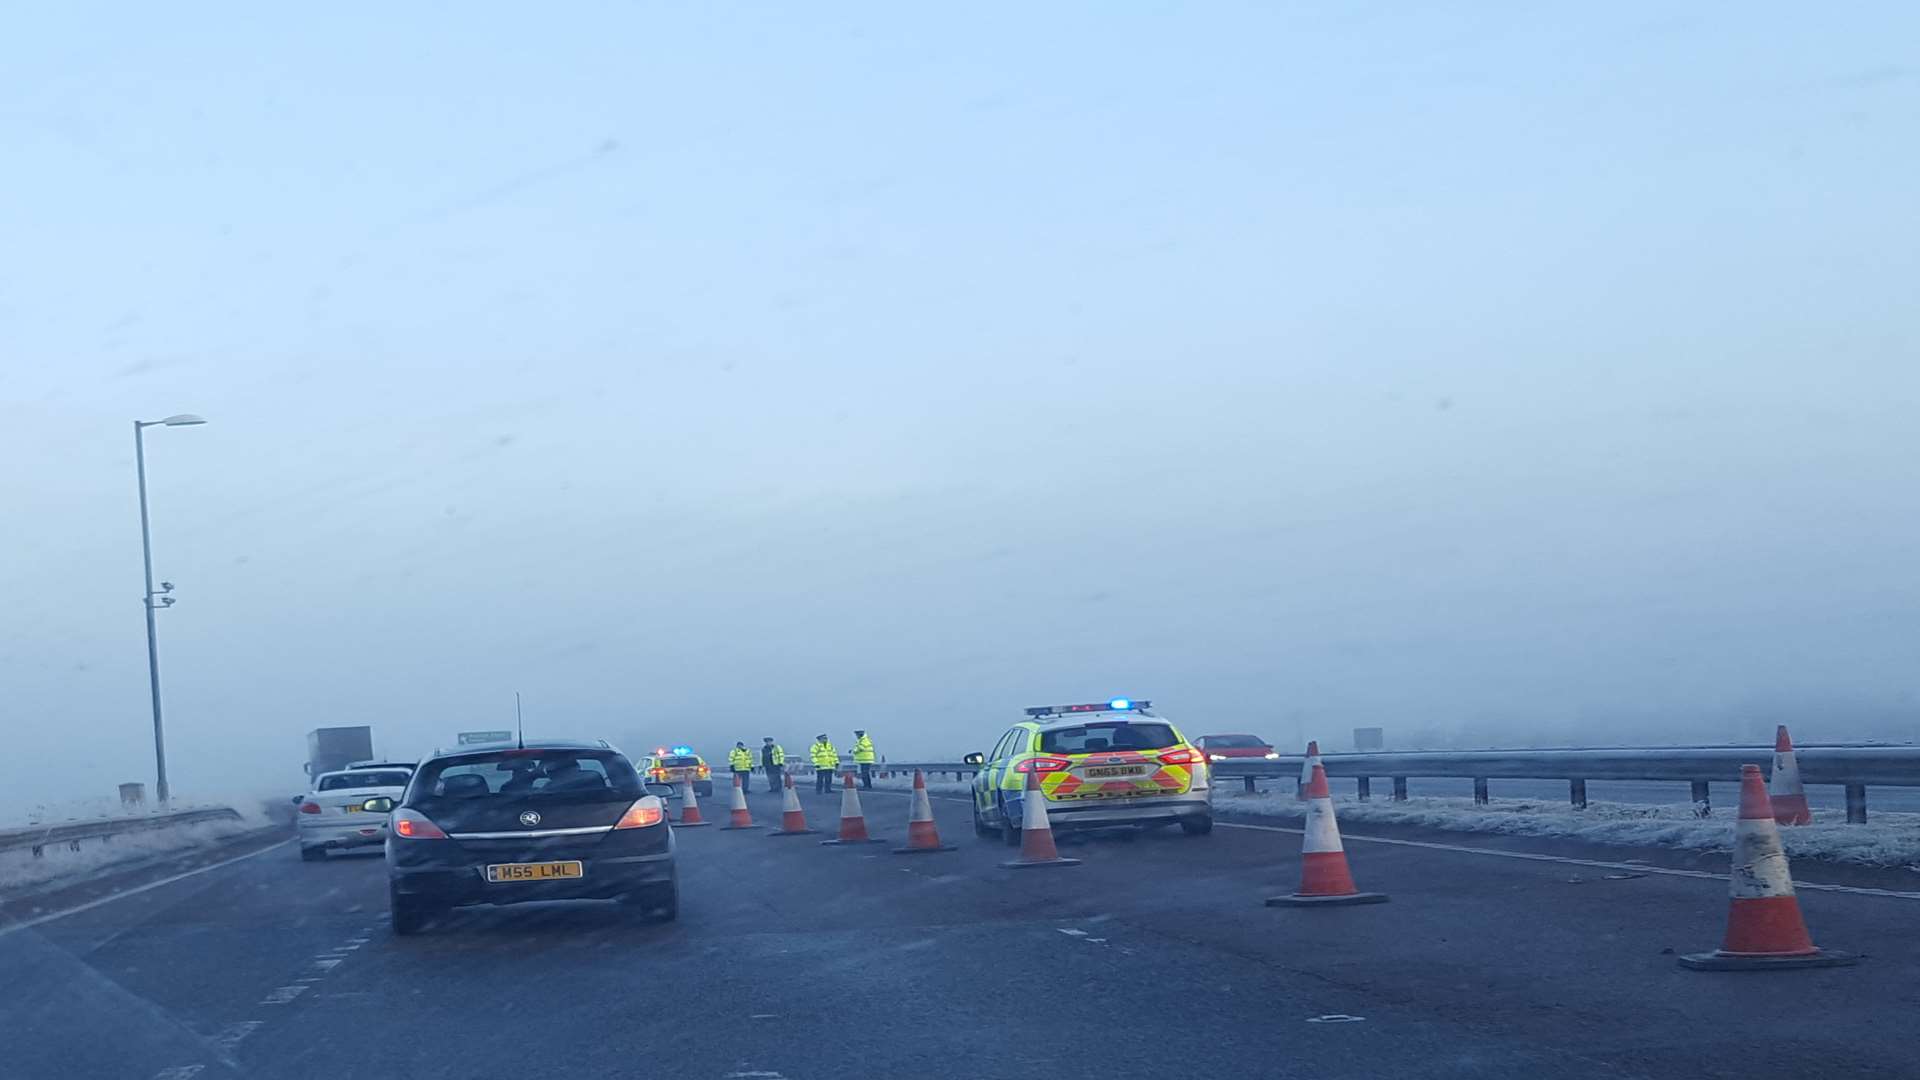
414,751,642,805
317,770,411,791
1204,735,1266,749
1040,722,1180,754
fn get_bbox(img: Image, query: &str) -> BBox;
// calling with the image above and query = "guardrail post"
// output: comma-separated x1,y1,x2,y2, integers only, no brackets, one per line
1391,776,1407,801
1356,777,1371,801
1242,776,1257,794
1846,784,1867,824
1690,781,1710,817
1569,779,1586,809
1472,778,1489,804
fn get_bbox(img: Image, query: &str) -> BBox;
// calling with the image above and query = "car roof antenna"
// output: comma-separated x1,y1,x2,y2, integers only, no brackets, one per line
515,691,525,749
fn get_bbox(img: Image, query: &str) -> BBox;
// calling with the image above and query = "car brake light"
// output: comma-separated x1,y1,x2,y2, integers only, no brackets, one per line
614,796,666,830
1014,756,1072,774
391,809,448,839
1158,747,1202,766
299,801,322,814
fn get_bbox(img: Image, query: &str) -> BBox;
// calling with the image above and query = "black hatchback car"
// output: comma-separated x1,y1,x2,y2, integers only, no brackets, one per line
369,740,678,934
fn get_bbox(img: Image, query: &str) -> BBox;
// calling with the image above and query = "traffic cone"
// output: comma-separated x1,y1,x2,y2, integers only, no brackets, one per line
768,773,818,837
676,781,710,827
1267,761,1387,906
1680,764,1857,970
893,770,956,854
1769,726,1812,826
722,772,761,830
999,771,1081,869
1296,740,1320,802
821,771,884,845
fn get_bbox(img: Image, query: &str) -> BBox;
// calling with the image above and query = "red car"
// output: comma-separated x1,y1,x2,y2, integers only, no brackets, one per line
1196,734,1280,763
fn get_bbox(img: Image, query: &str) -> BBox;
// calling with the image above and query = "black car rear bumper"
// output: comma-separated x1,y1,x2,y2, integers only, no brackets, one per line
390,848,676,909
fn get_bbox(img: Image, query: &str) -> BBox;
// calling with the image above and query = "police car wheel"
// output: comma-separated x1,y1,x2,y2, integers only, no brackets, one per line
971,801,993,838
1180,813,1213,836
998,799,1021,846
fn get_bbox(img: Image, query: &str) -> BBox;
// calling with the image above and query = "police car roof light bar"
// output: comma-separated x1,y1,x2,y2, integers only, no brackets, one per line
1024,699,1152,718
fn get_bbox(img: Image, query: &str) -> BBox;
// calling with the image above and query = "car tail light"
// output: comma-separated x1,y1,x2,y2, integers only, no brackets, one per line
1158,747,1202,766
698,765,710,778
614,795,666,830
1014,756,1072,774
391,809,448,840
299,801,322,815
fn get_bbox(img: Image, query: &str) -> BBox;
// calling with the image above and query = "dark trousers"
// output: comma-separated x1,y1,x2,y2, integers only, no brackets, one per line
732,769,751,793
765,765,783,793
815,768,833,794
859,763,874,789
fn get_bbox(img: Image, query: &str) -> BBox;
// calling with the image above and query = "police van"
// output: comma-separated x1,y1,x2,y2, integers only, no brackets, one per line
968,698,1211,842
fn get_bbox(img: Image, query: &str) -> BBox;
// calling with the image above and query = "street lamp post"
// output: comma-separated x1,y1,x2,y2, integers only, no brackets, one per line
134,413,206,804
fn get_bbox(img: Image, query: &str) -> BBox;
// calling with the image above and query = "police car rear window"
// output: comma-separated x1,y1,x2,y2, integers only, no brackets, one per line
1040,722,1179,754
659,756,701,767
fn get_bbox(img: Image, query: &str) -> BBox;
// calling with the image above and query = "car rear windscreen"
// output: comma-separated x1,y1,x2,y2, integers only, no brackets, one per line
318,770,412,791
658,756,701,768
415,751,643,803
1040,722,1179,754
1203,735,1266,749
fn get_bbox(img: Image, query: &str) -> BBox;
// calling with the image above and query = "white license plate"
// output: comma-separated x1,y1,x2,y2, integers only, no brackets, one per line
485,861,584,883
1084,765,1147,778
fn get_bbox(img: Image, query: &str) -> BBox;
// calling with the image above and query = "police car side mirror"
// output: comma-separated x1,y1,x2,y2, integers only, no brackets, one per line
644,782,677,799
962,752,985,766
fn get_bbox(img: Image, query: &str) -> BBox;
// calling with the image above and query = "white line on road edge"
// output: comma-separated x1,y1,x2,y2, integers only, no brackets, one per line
151,1066,204,1080
0,837,292,938
1215,821,1920,901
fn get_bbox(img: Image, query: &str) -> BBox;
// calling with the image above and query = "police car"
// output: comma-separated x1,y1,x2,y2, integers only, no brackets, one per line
641,746,714,797
968,698,1211,841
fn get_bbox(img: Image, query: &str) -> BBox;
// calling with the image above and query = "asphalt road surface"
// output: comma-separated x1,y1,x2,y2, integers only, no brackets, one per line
6,785,1918,1080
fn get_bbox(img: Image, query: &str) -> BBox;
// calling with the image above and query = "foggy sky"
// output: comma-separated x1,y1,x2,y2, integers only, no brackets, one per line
6,3,1920,807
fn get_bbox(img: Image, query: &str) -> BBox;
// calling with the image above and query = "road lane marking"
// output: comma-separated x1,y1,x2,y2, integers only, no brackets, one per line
0,837,292,938
1215,821,1920,900
312,957,343,970
152,1067,204,1080
260,984,309,1005
210,1020,262,1054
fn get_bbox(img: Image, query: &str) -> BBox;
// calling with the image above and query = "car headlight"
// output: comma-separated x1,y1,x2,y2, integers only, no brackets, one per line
1208,754,1225,762
1264,751,1281,759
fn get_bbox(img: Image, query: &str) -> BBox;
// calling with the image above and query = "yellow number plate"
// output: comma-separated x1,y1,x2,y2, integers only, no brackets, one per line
485,861,584,883
1084,765,1147,778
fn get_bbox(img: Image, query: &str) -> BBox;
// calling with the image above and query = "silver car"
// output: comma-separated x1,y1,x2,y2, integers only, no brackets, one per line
298,766,413,860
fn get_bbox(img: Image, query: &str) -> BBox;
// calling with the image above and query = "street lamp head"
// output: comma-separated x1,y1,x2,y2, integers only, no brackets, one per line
159,414,207,426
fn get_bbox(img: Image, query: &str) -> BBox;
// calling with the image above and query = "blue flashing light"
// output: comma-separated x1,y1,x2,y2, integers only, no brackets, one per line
671,745,694,756
1108,697,1132,711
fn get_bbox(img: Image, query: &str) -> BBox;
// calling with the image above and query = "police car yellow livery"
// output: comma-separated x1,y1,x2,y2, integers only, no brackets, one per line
969,698,1211,841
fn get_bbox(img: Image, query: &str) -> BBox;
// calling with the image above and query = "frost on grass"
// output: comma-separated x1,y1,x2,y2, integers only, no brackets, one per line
1,794,274,894
1218,789,1920,867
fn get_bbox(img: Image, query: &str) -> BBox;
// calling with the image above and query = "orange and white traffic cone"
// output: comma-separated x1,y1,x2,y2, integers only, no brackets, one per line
767,773,818,837
1267,761,1387,907
999,772,1081,869
893,770,956,855
722,772,761,830
821,771,884,845
677,781,710,827
1680,764,1856,970
1769,725,1812,826
1296,740,1320,802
